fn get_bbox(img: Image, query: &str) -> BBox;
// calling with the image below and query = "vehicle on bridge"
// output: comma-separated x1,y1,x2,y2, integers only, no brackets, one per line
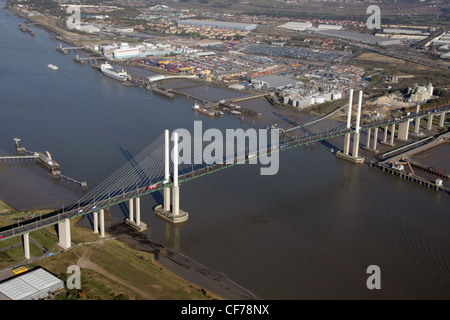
147,184,158,190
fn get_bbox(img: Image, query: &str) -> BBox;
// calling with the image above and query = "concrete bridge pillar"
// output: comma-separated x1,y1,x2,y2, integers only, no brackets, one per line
135,197,141,226
373,127,379,151
23,233,30,260
58,218,71,250
439,112,446,127
99,209,105,238
125,197,147,231
366,128,372,148
427,114,434,130
128,198,134,223
93,211,98,234
390,124,395,146
383,125,388,143
398,120,410,141
414,105,421,135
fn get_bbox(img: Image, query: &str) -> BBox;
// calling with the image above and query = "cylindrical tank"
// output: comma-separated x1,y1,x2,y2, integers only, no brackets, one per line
315,95,325,104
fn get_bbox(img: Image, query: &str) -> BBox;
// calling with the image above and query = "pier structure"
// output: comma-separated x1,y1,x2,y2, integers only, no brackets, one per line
154,130,189,223
0,138,87,191
56,44,84,54
336,90,365,164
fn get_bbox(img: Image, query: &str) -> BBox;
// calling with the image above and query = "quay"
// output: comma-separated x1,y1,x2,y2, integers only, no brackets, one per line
372,132,450,194
151,87,175,99
18,23,34,36
56,44,84,54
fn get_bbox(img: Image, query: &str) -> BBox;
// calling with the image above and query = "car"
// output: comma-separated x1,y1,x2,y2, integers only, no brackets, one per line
0,235,3,239
147,184,158,190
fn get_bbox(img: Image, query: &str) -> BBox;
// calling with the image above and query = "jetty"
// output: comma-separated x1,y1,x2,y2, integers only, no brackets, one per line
18,23,34,36
0,138,87,191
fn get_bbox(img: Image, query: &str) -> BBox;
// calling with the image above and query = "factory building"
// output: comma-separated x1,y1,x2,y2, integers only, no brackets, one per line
251,75,299,91
278,22,312,31
0,268,64,300
178,19,257,31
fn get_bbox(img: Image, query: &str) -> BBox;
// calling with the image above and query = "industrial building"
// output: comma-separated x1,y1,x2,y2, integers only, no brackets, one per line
178,19,258,31
0,268,64,300
278,22,312,31
310,29,402,46
251,75,299,91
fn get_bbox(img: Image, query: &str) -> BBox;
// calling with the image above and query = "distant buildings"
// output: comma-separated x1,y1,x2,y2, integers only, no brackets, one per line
178,19,257,31
279,22,312,31
251,75,299,90
407,83,434,103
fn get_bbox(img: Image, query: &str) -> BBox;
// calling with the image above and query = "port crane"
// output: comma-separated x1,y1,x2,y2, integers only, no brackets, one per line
394,160,415,176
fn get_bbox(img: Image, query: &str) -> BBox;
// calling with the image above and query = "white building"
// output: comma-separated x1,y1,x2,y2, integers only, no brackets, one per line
278,22,312,31
0,268,64,300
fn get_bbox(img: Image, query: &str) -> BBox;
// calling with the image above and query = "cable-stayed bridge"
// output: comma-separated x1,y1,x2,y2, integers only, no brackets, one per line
0,90,448,258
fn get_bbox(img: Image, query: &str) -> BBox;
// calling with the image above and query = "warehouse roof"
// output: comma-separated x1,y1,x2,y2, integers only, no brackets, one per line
179,19,257,31
252,75,299,89
0,268,63,300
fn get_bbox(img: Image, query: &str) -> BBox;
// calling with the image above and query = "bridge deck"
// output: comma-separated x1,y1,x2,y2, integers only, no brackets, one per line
0,105,448,241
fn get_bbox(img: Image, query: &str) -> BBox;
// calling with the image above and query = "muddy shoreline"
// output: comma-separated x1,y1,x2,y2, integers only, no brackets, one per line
107,221,260,300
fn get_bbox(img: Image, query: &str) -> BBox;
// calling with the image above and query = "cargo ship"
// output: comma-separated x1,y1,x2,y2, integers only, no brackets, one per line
192,102,215,117
100,62,130,82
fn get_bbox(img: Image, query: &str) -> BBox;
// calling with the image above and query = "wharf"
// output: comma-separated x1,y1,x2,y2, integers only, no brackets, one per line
152,87,175,99
18,23,34,36
372,132,450,194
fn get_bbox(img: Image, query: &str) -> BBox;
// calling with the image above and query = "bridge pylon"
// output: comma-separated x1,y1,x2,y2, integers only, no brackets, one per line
154,130,189,223
337,90,365,164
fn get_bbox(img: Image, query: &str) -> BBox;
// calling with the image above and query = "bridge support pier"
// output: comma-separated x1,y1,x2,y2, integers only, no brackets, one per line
412,105,422,137
125,197,147,232
362,127,379,154
439,112,446,127
427,114,434,130
93,211,98,234
58,218,71,250
380,124,395,147
337,90,365,164
398,120,410,141
23,233,30,260
99,209,105,238
155,131,189,223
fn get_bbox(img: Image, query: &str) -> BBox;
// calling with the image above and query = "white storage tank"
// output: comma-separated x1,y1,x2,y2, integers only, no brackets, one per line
323,93,332,101
283,96,290,104
315,95,325,104
332,92,342,100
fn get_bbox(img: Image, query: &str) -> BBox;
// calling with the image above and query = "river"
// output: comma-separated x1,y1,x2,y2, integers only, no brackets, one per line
1,2,449,300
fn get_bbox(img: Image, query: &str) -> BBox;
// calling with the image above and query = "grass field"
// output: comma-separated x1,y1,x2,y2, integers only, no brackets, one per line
0,217,222,300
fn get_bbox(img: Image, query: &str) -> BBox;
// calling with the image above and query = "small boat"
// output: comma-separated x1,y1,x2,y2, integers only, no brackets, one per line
48,64,58,70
